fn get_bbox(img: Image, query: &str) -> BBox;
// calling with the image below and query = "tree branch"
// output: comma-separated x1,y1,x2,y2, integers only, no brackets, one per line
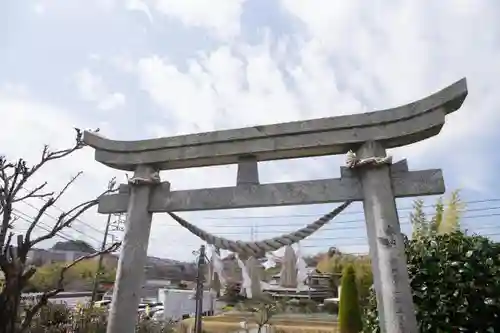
0,232,13,270
24,172,83,245
13,182,52,203
20,241,121,332
11,129,86,197
0,128,95,247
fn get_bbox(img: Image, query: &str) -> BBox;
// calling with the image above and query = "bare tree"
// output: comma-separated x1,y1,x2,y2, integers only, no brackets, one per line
0,128,121,333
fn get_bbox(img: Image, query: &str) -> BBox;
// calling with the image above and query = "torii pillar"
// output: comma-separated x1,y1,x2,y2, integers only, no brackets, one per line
105,165,160,333
356,141,418,332
83,78,467,333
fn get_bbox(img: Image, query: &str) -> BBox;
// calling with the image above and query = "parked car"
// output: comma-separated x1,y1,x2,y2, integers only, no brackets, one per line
94,300,111,308
151,309,165,322
138,303,164,317
102,291,113,301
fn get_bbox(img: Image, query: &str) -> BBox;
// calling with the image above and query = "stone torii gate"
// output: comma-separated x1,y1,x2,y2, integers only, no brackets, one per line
84,78,467,333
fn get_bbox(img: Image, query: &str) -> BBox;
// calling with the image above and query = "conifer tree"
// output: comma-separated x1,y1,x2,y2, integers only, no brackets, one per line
339,264,363,333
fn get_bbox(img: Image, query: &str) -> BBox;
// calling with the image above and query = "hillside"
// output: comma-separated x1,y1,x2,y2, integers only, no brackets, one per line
42,240,197,281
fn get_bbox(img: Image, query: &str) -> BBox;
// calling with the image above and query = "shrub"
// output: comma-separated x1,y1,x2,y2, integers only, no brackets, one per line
317,252,373,308
363,231,500,332
338,264,362,333
19,303,175,333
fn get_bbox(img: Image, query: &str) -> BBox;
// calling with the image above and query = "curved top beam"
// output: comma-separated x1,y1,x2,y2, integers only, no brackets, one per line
84,78,467,171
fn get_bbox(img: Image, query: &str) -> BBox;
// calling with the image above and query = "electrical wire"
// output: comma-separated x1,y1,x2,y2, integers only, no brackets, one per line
185,198,500,220
159,206,500,231
20,187,107,235
11,211,75,242
9,193,500,257
17,202,102,244
150,210,500,254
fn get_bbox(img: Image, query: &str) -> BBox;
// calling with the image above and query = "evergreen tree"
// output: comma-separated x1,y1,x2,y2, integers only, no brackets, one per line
339,264,363,333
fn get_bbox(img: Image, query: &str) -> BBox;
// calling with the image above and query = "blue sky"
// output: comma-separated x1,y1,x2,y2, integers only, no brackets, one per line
2,0,500,261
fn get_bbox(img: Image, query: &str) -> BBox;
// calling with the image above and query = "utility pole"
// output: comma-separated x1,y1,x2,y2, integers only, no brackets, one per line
91,179,116,304
193,245,206,333
90,213,113,304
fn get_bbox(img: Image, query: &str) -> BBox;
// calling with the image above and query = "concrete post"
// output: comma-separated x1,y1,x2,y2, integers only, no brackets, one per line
106,165,159,333
356,141,418,333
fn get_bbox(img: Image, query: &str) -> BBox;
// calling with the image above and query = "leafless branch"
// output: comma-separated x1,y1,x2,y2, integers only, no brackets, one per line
27,182,116,249
23,172,84,244
0,128,91,247
23,199,56,246
0,232,13,269
3,232,13,254
13,182,52,203
10,128,88,202
55,172,83,202
20,241,121,332
28,201,97,247
7,215,18,230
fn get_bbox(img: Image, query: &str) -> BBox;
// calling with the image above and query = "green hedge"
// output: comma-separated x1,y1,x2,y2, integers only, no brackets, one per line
363,231,500,333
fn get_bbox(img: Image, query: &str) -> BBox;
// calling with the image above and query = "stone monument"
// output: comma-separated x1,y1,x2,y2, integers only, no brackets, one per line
84,78,468,333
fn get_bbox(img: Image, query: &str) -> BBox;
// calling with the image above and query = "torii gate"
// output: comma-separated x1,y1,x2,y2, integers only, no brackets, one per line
84,78,467,333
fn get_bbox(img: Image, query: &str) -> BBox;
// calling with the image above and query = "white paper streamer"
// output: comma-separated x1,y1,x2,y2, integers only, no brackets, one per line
235,254,253,299
295,244,309,291
209,245,226,286
262,253,277,270
262,251,284,270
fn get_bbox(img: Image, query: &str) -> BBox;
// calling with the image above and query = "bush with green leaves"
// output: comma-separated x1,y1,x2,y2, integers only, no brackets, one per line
339,264,362,333
363,231,500,333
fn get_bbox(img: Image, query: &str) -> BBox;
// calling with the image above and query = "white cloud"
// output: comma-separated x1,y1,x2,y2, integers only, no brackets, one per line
1,83,29,96
74,68,126,111
75,68,106,101
137,44,304,135
33,3,46,15
151,0,247,40
94,0,117,12
88,53,101,61
97,92,126,111
4,0,500,260
126,0,153,23
109,56,137,73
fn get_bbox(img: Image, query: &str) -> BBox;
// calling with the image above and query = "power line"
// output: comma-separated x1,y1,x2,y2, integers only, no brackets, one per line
17,201,102,244
12,189,500,256
158,229,500,244
12,211,75,242
12,208,103,247
20,187,106,236
160,206,500,230
185,198,500,220
149,209,500,252
155,230,500,251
